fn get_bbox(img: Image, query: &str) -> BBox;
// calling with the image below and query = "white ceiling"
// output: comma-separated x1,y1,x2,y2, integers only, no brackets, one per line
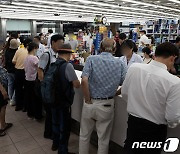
0,0,179,22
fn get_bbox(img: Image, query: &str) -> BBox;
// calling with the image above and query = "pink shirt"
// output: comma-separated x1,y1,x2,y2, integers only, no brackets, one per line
24,55,39,81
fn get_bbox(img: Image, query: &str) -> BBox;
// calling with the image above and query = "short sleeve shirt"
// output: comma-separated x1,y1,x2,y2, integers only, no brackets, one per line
24,55,39,81
36,43,45,59
65,63,78,82
120,53,143,70
82,52,127,98
38,48,56,70
12,48,28,69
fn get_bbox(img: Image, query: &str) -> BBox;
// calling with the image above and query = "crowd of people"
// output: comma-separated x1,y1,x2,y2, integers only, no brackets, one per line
0,30,180,154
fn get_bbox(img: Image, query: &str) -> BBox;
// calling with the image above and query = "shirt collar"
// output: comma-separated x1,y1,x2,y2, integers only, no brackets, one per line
100,52,113,56
123,53,136,62
150,60,167,70
130,53,136,62
50,48,56,56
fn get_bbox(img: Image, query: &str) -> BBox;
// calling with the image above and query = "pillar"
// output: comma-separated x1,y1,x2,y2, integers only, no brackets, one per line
31,20,37,37
0,18,7,41
60,22,63,35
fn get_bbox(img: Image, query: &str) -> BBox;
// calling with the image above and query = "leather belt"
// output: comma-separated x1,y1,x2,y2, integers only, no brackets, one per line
92,97,114,100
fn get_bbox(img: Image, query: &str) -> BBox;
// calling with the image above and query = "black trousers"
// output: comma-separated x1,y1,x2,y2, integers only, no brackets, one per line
44,103,53,138
124,115,167,154
15,69,25,109
52,106,71,154
24,80,42,119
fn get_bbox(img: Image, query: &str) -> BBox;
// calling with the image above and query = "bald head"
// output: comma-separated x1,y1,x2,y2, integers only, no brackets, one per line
101,38,116,53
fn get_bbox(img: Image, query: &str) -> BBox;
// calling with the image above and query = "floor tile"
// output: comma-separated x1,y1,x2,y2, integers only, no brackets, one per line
41,144,57,154
3,104,97,154
0,135,13,148
22,147,45,154
26,125,44,136
0,144,19,154
20,119,43,129
33,133,52,146
6,122,24,134
8,128,31,143
15,114,28,121
15,137,40,154
6,114,20,123
20,119,38,129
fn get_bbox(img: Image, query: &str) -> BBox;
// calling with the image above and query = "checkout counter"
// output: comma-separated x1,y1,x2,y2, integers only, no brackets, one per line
71,66,180,154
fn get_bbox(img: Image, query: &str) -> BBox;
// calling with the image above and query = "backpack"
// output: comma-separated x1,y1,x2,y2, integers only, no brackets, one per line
44,52,51,74
41,59,67,104
0,66,8,92
54,61,75,108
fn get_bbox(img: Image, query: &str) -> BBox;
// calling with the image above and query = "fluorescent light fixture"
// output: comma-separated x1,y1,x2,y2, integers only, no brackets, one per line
121,0,180,12
0,0,12,4
12,1,176,19
0,0,178,22
168,0,180,4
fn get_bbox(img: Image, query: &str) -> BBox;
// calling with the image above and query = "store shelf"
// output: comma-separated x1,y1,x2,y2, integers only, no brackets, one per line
145,19,180,43
170,33,178,35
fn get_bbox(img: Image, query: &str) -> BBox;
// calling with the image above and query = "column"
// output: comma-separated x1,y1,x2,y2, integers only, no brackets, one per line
0,18,7,41
55,21,63,35
60,22,63,35
31,20,37,37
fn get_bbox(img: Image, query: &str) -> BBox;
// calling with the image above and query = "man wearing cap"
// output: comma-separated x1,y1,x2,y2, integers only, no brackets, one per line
79,38,127,154
5,39,20,106
51,43,80,154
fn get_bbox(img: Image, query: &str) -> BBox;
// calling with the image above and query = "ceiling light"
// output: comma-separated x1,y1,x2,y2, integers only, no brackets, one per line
121,0,180,12
0,0,12,4
168,0,180,4
12,1,177,19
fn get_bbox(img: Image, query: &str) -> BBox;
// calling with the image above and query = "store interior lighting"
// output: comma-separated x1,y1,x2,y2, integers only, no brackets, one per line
0,0,179,22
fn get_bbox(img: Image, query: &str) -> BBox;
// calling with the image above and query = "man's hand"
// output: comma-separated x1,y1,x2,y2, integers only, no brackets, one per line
37,68,44,82
72,80,80,88
85,99,92,104
2,91,8,100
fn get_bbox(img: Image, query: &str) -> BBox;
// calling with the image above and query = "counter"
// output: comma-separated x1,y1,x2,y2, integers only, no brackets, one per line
72,70,180,154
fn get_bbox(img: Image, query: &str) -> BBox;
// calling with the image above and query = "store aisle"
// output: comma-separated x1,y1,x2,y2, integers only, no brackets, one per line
0,104,97,154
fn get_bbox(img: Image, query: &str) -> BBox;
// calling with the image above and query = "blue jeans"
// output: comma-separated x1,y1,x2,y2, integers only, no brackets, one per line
8,73,16,102
52,106,71,154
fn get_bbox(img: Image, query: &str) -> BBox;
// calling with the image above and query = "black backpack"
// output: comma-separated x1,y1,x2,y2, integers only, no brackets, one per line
41,59,75,108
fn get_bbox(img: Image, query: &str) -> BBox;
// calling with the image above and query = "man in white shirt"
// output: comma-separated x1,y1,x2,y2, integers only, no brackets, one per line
139,30,149,48
120,40,143,70
65,34,78,51
121,42,180,154
47,29,54,49
34,36,46,58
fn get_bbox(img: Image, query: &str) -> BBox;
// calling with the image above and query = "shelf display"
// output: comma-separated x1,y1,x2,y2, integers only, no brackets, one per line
146,19,180,44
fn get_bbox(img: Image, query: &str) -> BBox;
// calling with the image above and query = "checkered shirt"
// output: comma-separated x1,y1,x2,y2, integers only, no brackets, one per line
82,52,127,98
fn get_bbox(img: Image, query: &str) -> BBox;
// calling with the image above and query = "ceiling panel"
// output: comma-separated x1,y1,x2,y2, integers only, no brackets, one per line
0,0,179,22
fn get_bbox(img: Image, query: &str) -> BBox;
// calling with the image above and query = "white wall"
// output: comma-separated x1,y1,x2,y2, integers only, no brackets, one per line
6,19,31,31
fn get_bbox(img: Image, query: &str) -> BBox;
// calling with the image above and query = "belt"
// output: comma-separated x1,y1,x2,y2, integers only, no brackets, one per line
92,97,114,100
